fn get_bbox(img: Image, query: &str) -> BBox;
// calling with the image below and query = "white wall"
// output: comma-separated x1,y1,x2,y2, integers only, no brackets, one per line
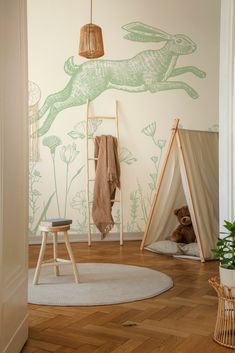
27,0,220,238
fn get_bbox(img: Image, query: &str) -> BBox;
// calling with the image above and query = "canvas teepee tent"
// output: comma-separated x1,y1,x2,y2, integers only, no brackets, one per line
140,119,219,262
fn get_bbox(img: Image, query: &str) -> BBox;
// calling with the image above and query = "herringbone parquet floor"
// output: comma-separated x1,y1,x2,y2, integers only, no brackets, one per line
21,240,230,353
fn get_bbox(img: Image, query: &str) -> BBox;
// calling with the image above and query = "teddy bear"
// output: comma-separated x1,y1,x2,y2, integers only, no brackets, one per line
170,205,196,244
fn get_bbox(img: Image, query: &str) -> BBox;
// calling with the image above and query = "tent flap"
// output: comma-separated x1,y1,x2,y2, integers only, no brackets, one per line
178,129,219,260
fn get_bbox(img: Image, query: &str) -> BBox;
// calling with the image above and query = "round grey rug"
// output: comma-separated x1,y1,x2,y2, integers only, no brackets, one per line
28,263,173,306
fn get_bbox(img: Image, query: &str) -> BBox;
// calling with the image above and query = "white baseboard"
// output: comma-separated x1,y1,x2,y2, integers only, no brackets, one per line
3,314,28,353
28,232,143,245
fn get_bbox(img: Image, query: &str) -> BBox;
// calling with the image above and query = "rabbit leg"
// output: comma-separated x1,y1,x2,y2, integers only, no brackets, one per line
170,66,206,78
36,96,81,137
148,81,199,99
107,82,146,92
37,84,71,121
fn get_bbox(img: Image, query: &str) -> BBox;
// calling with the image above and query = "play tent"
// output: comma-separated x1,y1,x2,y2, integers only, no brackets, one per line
140,119,219,262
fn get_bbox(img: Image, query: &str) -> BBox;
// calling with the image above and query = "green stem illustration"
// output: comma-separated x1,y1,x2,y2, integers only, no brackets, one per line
64,163,69,217
52,154,61,217
157,148,163,177
67,165,84,196
137,179,148,224
32,192,55,235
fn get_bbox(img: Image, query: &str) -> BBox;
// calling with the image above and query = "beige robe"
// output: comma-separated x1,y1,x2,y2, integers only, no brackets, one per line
92,135,120,238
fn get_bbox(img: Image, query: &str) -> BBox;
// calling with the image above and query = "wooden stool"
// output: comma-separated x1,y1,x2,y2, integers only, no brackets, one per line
33,225,79,285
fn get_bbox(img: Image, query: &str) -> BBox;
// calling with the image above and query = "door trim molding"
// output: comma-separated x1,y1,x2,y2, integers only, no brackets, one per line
219,0,235,227
3,314,28,353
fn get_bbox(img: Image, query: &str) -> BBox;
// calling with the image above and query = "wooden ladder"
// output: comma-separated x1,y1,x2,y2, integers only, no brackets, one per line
85,100,123,246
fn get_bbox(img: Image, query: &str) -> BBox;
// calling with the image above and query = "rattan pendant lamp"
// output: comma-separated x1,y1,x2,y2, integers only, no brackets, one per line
79,0,104,59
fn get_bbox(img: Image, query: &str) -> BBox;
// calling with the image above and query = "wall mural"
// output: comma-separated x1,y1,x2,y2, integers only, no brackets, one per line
29,21,208,236
34,21,206,137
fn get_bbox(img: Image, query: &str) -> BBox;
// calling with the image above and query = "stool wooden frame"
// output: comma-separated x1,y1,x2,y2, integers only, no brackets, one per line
209,276,235,349
33,225,79,285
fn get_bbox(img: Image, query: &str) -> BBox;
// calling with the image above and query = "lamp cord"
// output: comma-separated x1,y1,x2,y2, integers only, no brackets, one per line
90,0,93,24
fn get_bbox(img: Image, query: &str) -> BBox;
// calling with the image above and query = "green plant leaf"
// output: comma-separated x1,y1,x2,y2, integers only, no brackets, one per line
212,220,235,269
32,192,55,234
67,131,80,140
67,165,84,195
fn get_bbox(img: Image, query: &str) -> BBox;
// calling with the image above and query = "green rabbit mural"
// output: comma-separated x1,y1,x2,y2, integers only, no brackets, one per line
35,22,206,137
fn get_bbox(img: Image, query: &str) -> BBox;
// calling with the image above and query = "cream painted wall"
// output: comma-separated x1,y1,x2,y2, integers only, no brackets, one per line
27,0,220,238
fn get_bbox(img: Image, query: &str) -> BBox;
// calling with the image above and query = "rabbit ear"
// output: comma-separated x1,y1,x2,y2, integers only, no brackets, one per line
124,32,167,43
122,22,171,42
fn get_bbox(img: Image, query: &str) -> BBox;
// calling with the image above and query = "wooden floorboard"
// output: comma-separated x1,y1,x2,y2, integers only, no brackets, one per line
21,240,230,353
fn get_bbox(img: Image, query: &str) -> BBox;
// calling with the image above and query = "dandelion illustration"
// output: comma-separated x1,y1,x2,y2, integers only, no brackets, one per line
142,121,161,146
140,121,167,218
150,156,158,164
43,135,62,216
120,147,137,165
157,139,166,149
68,120,103,140
60,143,80,217
71,190,88,233
142,122,156,137
71,190,87,210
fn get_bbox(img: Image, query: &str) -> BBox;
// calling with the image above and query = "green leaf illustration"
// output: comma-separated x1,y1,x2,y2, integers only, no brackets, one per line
32,192,55,235
67,165,85,195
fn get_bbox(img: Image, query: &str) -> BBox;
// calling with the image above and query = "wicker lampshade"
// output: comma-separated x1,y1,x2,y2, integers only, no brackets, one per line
79,23,104,59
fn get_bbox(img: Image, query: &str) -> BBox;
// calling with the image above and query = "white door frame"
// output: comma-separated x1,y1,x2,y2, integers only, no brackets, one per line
0,0,28,352
219,0,235,228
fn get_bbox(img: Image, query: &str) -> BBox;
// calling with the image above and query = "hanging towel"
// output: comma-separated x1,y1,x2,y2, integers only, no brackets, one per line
92,135,120,238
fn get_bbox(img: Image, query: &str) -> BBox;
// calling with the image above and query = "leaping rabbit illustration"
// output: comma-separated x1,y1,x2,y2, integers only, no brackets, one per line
36,22,206,137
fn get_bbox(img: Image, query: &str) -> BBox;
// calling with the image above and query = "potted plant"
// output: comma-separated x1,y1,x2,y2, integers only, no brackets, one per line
213,220,235,296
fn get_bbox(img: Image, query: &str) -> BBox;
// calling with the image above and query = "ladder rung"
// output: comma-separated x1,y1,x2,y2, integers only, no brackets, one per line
90,222,121,225
88,179,95,182
88,136,118,140
88,157,98,160
88,116,116,120
88,199,120,203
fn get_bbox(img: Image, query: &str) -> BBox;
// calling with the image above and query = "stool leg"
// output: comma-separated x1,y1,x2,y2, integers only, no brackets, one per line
53,232,59,276
33,232,48,285
64,231,79,283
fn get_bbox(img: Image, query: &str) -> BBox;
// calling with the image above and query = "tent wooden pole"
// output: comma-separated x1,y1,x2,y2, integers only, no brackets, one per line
86,100,92,246
175,131,205,262
140,118,180,250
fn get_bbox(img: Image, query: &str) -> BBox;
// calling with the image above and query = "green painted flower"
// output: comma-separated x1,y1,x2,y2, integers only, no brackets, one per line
208,124,219,132
68,120,102,140
151,156,158,164
42,135,62,155
120,147,137,165
71,190,87,212
60,143,79,164
142,122,156,137
157,139,166,149
42,135,62,216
